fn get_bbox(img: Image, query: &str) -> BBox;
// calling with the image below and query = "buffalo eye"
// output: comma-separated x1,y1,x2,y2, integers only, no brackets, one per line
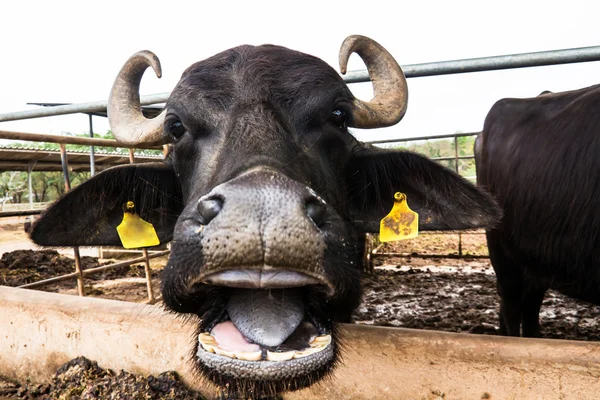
329,109,348,129
167,119,186,140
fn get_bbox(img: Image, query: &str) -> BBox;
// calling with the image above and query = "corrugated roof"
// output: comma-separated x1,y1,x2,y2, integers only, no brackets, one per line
0,146,163,172
0,102,165,172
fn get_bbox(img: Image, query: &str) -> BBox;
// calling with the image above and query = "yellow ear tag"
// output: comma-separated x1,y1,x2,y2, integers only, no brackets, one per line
379,192,419,242
116,201,160,249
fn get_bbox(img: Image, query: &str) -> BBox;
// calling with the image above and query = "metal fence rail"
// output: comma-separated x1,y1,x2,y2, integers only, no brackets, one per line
19,250,169,289
2,43,599,282
1,46,600,122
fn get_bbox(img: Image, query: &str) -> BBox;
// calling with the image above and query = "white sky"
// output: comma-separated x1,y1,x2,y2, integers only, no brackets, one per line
1,0,599,144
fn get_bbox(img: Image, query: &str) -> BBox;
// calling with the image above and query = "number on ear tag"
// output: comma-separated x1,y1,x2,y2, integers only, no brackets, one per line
116,201,160,249
379,192,419,242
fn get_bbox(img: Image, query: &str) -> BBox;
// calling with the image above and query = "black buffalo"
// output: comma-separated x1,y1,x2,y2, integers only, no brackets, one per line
475,84,600,338
32,36,499,397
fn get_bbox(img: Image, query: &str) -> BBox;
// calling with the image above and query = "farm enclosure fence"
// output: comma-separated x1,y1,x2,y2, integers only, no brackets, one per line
2,43,600,288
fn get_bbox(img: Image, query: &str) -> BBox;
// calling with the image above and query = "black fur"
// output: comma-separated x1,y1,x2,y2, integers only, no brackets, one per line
30,163,183,246
475,84,600,337
31,42,500,397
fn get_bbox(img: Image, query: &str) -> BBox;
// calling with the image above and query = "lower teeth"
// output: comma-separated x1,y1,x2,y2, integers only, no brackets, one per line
198,333,332,361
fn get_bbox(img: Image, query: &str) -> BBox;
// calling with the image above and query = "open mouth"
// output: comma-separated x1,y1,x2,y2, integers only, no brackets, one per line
193,269,337,386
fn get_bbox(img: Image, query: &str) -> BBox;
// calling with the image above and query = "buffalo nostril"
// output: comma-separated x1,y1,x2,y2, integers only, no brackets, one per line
306,201,327,228
197,197,223,224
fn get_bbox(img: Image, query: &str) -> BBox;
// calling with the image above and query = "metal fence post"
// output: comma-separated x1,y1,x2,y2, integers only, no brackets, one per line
88,114,96,177
27,163,33,209
58,143,85,296
128,148,156,303
454,136,463,258
363,234,374,275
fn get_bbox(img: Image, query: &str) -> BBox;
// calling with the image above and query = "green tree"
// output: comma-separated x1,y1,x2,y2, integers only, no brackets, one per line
0,171,27,208
389,132,478,180
31,172,51,202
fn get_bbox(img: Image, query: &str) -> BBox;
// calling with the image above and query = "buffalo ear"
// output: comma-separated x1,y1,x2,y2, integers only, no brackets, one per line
30,163,183,246
345,146,500,232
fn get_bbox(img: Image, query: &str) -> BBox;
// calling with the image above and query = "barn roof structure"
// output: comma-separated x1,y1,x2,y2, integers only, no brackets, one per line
0,103,164,172
0,146,163,172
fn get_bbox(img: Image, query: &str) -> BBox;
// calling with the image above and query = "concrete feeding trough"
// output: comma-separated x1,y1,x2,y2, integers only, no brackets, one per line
2,285,600,399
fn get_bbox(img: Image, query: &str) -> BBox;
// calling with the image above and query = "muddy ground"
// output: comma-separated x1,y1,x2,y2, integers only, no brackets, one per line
0,357,204,400
0,249,163,303
355,232,600,341
2,225,600,398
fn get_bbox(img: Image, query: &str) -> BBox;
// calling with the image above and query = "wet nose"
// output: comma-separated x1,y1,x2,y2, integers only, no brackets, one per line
197,197,223,225
306,200,327,228
195,172,329,230
186,170,330,276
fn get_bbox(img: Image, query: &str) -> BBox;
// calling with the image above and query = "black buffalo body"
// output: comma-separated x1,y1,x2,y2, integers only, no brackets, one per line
32,36,499,398
475,85,600,337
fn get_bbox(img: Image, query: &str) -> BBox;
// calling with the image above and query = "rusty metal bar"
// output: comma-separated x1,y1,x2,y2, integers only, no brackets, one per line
0,130,161,150
142,249,155,303
72,248,84,296
88,114,96,176
0,209,42,217
58,143,85,296
128,148,135,164
362,234,373,274
58,144,71,192
432,155,474,162
417,229,485,235
454,136,463,258
18,250,170,289
371,252,489,259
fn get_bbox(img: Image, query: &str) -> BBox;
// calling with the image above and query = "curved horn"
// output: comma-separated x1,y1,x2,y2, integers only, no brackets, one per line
108,51,168,146
339,35,408,128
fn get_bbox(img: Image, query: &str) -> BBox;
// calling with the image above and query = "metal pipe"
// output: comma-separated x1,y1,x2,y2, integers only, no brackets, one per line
0,93,169,122
2,46,599,123
0,130,161,150
363,234,373,275
18,250,170,289
128,148,135,164
72,248,84,296
454,136,463,257
142,249,155,303
88,114,95,176
368,132,479,145
0,209,42,218
343,45,600,83
432,155,474,162
58,144,71,194
370,252,489,259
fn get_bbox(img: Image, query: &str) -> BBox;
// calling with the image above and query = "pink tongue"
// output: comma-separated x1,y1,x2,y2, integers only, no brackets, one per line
211,321,260,352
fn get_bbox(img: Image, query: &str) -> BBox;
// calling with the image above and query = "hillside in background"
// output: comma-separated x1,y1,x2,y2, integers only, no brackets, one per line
387,133,477,181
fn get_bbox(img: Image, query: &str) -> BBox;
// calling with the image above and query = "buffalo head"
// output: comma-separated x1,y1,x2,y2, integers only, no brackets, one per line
31,35,500,398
